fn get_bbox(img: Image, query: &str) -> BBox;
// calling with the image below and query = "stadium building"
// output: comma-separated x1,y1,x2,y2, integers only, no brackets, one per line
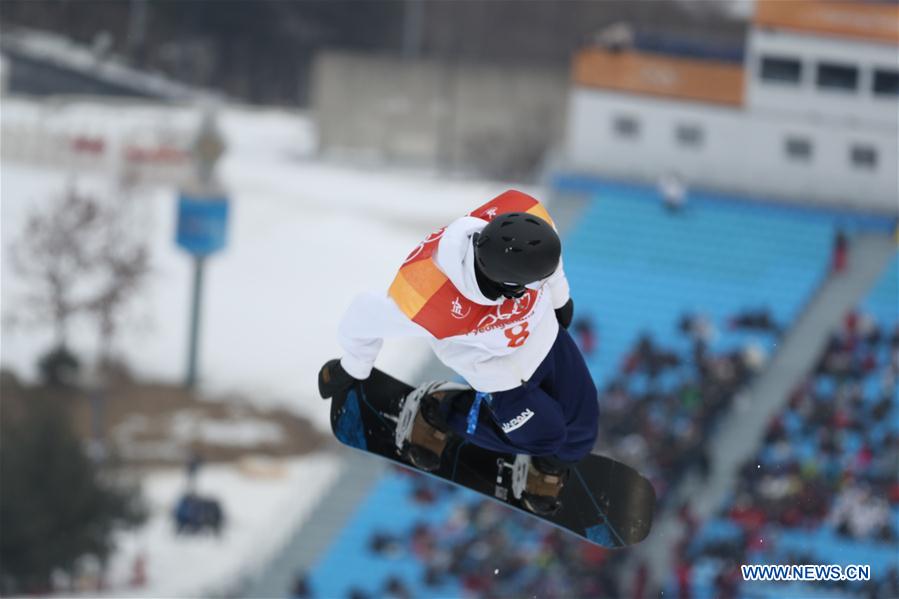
564,0,899,214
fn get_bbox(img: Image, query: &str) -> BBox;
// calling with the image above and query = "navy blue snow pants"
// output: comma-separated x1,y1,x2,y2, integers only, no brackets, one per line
445,326,599,463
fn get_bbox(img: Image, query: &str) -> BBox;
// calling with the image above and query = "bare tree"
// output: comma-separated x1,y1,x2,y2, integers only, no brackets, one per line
86,217,149,367
10,186,150,374
11,187,104,349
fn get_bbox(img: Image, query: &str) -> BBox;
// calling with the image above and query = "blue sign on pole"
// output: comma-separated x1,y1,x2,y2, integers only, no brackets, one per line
176,194,230,256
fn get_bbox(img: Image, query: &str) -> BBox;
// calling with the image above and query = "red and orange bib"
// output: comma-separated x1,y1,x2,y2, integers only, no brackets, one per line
388,190,554,340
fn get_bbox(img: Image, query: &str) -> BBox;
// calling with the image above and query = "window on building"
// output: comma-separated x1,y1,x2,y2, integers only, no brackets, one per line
850,145,878,169
873,69,899,96
612,116,640,139
760,55,802,84
785,137,813,162
675,124,704,148
816,62,859,91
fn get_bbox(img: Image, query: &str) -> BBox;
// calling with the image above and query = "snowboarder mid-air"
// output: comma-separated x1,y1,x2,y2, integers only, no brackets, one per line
319,189,599,515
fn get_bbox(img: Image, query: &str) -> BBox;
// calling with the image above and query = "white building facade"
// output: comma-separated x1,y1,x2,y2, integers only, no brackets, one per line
564,0,898,214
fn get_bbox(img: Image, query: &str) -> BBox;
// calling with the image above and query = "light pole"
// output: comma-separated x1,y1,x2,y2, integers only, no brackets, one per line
176,108,229,390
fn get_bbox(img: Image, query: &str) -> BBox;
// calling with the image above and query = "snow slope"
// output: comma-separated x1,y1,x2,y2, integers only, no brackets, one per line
102,454,342,598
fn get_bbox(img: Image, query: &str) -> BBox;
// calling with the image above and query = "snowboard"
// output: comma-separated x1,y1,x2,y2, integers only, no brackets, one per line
324,365,656,549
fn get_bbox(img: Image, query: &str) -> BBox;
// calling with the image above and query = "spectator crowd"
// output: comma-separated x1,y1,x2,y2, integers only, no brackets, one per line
594,309,776,503
344,471,627,599
670,312,899,598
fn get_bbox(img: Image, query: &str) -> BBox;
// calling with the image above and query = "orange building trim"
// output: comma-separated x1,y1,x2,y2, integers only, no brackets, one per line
755,0,899,45
572,48,745,107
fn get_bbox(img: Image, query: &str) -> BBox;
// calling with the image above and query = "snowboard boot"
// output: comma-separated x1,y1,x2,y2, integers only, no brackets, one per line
406,392,450,472
396,382,472,473
519,456,570,516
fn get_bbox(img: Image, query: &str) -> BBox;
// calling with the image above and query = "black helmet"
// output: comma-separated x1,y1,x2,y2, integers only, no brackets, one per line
474,212,561,288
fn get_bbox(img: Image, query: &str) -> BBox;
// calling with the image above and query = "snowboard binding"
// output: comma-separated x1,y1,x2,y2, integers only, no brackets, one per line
506,454,569,516
510,455,569,516
394,381,470,472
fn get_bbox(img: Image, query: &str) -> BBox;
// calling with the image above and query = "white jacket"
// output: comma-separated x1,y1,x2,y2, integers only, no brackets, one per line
338,215,571,392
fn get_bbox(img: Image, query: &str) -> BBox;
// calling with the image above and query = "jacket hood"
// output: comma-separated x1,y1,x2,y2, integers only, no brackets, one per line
435,217,503,307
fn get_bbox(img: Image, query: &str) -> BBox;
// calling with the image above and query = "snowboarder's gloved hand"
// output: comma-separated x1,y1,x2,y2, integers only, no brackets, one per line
555,298,574,329
318,359,364,399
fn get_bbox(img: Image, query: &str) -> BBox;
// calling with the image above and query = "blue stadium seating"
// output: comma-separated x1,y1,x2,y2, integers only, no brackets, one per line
309,473,465,598
558,177,889,385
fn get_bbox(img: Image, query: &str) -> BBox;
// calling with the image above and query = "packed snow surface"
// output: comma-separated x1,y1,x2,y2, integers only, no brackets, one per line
103,454,342,597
